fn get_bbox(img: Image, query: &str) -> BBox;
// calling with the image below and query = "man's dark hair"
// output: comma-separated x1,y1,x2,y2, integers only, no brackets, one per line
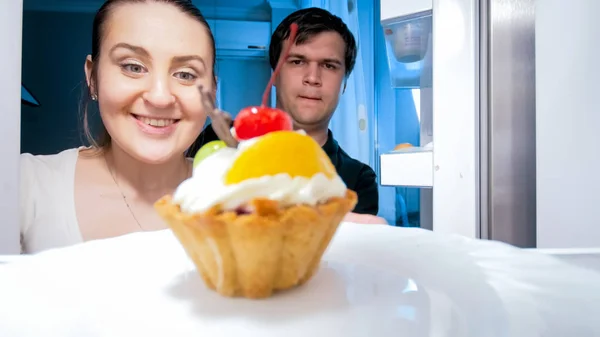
269,7,357,78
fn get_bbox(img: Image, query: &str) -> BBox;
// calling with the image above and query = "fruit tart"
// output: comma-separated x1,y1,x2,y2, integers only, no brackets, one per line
154,23,357,299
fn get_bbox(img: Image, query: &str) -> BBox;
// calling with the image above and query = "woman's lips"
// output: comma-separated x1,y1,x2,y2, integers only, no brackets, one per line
131,114,180,136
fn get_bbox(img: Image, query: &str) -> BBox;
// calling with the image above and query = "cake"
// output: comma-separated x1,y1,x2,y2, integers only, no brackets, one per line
154,23,357,299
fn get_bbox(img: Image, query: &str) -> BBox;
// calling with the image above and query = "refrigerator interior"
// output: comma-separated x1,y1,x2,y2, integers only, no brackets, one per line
376,6,433,228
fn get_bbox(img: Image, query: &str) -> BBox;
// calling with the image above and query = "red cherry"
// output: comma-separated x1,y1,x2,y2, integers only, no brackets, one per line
234,107,293,140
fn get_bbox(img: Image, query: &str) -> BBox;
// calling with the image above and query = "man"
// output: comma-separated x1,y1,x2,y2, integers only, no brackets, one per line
193,8,381,220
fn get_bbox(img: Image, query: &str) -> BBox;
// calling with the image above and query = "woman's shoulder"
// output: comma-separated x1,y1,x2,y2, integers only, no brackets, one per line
19,147,84,254
20,147,81,177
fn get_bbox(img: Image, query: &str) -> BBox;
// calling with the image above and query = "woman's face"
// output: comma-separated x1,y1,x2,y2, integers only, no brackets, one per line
85,2,214,164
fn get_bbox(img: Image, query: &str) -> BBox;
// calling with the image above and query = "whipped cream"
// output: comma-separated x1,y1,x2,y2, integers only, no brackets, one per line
173,135,347,213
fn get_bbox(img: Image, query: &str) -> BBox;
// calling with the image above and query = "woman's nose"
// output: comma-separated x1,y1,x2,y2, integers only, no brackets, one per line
142,76,175,108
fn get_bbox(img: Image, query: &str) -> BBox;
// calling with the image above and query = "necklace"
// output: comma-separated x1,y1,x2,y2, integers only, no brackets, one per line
104,155,191,231
105,155,145,230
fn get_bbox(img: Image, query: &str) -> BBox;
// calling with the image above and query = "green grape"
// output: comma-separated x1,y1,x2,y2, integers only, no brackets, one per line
193,140,226,167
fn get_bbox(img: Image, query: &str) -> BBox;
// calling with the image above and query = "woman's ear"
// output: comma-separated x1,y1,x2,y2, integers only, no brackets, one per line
84,55,95,97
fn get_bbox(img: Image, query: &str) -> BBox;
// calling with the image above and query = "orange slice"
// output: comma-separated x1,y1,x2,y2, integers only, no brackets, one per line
224,131,336,185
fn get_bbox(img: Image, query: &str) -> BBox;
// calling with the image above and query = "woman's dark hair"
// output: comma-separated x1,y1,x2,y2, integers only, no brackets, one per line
269,7,357,78
82,0,217,153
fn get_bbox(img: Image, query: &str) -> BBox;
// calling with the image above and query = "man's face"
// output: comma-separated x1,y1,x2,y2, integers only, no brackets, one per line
274,31,346,132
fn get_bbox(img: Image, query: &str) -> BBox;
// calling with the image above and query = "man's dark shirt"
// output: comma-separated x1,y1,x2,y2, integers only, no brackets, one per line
189,125,379,215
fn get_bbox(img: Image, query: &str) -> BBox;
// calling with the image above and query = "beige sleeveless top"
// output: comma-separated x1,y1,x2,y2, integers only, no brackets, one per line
20,148,83,254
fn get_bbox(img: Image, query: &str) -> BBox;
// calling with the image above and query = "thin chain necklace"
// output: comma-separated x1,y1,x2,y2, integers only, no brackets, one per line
104,154,190,231
105,155,145,230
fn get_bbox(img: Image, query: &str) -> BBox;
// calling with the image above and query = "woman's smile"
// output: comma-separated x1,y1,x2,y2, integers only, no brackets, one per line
130,113,181,136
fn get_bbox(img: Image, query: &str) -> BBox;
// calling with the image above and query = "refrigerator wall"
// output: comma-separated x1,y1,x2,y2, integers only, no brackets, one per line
0,0,22,254
536,0,600,248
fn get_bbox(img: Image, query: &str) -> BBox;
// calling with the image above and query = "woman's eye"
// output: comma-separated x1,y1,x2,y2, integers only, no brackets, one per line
122,63,145,73
174,72,197,82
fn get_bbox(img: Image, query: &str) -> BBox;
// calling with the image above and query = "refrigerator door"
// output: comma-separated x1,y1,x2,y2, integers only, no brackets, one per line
480,0,536,247
430,0,481,238
0,1,23,254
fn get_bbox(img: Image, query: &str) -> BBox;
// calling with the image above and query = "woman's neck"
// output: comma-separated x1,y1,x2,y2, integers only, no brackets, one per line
104,145,190,203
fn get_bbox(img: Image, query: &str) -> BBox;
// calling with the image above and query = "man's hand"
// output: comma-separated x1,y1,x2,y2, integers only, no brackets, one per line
343,212,389,225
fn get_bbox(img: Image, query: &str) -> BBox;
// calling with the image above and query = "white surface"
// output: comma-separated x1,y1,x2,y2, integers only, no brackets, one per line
380,148,433,187
380,0,432,22
536,0,600,249
0,1,23,254
531,248,600,273
1,223,600,336
432,0,479,239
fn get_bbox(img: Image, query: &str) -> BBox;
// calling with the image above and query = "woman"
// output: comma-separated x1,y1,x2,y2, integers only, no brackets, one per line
19,0,217,253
